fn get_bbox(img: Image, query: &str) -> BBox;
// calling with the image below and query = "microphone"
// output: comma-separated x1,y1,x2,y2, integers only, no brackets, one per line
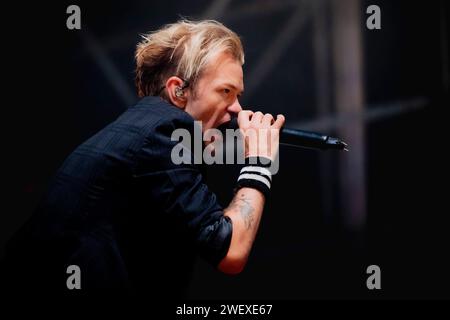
223,117,348,151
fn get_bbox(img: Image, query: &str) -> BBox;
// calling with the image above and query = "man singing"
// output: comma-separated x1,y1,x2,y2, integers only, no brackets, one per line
3,19,285,298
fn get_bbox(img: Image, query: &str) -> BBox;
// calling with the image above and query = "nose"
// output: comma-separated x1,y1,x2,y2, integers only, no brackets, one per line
228,98,242,114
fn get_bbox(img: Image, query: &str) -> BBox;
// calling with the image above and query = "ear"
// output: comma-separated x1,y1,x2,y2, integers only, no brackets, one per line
165,76,188,109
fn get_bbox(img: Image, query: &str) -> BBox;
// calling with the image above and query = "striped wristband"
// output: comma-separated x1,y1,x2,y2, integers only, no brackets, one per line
236,157,272,198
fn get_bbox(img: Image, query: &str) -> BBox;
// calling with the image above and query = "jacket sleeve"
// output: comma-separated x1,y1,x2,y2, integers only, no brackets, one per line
132,115,232,267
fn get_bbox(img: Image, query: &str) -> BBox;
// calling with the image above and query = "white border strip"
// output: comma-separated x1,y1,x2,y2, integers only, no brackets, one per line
238,173,271,189
240,166,272,179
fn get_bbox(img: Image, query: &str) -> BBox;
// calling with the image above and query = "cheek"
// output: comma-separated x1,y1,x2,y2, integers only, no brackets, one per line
202,107,221,129
201,95,223,119
210,99,229,120
191,92,228,128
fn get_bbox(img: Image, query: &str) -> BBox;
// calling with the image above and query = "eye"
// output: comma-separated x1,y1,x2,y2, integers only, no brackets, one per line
223,88,231,94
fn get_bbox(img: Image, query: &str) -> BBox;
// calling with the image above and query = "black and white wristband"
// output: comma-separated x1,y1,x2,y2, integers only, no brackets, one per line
235,157,272,198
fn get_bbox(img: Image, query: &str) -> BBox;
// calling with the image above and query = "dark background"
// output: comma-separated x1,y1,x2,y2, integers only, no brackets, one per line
3,0,449,299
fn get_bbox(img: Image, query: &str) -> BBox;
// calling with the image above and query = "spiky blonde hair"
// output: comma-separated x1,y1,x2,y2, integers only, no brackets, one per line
135,19,244,98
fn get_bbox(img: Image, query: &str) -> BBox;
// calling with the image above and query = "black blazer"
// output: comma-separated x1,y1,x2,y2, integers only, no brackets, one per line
3,96,232,298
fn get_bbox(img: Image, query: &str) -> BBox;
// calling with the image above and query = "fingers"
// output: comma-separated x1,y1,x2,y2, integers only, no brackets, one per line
272,114,285,130
252,112,283,128
238,111,285,161
239,110,285,129
262,113,274,126
250,111,264,125
238,110,253,128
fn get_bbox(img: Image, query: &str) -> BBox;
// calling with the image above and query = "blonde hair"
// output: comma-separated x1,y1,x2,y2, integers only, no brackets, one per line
135,19,245,98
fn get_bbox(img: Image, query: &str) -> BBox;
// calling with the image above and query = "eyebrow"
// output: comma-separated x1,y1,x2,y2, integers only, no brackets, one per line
222,83,244,95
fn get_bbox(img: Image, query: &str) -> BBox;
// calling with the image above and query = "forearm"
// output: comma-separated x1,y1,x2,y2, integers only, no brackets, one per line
217,110,285,274
218,187,265,274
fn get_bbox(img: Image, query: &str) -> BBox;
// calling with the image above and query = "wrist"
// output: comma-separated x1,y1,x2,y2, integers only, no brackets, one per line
235,157,273,198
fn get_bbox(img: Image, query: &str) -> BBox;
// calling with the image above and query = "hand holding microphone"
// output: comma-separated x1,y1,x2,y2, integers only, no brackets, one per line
227,112,348,152
231,110,347,199
237,111,285,161
234,110,285,198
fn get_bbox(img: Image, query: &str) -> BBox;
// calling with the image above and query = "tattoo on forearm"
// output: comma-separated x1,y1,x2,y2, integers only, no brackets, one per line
229,193,255,230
